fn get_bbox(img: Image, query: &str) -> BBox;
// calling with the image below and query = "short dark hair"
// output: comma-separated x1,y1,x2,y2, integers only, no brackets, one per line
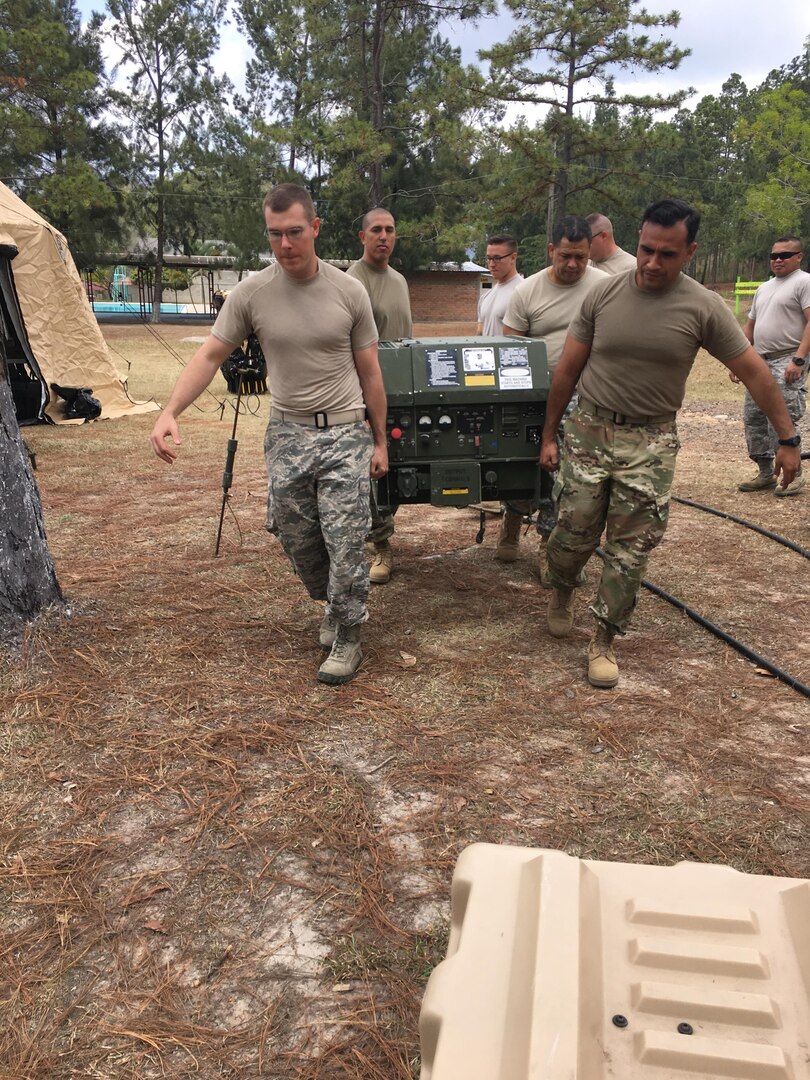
263,183,317,221
361,207,396,230
551,215,591,247
642,198,701,244
772,235,802,248
487,233,517,252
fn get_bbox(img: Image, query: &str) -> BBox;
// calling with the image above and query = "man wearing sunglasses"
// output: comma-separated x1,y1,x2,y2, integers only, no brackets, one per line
150,184,387,686
476,234,522,336
734,237,810,495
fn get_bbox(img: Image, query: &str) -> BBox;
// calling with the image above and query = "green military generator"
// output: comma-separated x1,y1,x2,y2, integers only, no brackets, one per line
376,337,551,512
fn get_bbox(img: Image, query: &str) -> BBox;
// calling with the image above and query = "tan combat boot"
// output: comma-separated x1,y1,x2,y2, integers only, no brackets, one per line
587,622,618,688
738,459,776,491
317,623,362,684
547,586,575,637
495,510,522,562
319,609,338,650
774,470,805,497
369,540,394,584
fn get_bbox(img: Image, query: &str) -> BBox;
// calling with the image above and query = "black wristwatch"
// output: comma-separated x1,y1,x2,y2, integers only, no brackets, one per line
791,356,806,366
778,434,801,447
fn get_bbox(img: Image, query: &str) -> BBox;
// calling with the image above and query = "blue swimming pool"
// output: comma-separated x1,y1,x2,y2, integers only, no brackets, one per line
90,302,189,314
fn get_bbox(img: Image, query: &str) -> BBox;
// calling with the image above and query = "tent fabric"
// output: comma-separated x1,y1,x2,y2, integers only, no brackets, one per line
0,237,49,424
0,182,157,423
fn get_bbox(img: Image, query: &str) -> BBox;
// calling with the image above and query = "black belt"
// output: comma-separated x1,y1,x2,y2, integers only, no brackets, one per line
760,349,794,361
578,396,676,426
270,407,367,428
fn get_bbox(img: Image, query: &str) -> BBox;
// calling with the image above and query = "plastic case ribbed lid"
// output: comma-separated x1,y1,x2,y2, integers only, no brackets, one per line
419,844,810,1079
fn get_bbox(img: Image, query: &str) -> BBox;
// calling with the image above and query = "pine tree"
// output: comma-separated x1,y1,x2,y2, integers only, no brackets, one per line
105,0,230,321
481,0,691,221
0,0,125,264
0,325,63,645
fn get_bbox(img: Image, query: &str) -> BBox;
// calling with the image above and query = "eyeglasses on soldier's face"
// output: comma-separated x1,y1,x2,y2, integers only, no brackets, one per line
769,250,801,260
265,226,309,241
486,253,515,264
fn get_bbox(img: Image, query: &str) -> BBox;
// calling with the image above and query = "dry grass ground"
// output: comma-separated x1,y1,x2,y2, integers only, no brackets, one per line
2,315,809,1078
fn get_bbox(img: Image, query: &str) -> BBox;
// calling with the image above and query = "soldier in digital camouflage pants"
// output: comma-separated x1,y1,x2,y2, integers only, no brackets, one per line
741,353,806,475
150,184,388,687
265,421,372,627
735,236,810,495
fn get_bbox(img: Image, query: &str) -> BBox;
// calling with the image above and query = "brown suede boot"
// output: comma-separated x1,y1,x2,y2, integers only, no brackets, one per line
495,510,522,562
369,540,393,584
587,622,618,688
547,586,575,637
738,458,776,491
774,471,805,497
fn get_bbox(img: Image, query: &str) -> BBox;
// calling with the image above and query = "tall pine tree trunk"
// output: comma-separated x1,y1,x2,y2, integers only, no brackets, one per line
369,0,386,207
0,338,63,643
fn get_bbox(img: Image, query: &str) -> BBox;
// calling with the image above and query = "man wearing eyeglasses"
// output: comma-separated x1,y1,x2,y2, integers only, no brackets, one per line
494,216,608,561
734,237,810,496
476,234,522,336
150,183,387,686
346,207,412,586
585,213,637,276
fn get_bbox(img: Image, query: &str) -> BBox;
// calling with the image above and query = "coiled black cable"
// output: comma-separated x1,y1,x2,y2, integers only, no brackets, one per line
671,496,810,560
639,575,810,699
618,492,810,698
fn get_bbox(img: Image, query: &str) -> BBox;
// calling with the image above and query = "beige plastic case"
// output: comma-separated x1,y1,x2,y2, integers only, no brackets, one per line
420,844,810,1079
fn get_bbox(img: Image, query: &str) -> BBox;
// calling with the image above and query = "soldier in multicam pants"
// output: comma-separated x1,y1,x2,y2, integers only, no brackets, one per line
540,198,801,690
265,420,373,626
550,409,679,632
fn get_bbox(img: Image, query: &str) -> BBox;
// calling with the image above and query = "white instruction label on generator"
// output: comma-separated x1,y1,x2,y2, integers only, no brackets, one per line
426,347,461,387
498,345,532,389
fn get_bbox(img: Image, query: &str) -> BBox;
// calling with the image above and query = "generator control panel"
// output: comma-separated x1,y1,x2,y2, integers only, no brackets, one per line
376,337,550,510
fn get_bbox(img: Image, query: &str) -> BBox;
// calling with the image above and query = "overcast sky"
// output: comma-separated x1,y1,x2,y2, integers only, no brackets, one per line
460,0,808,106
78,0,808,109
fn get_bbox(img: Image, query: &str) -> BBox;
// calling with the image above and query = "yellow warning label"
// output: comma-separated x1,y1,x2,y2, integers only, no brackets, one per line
442,488,470,495
465,374,496,386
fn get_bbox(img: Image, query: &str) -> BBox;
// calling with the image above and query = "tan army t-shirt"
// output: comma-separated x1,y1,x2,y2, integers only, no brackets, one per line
504,265,608,370
212,260,378,413
593,246,637,276
346,259,412,340
570,270,749,416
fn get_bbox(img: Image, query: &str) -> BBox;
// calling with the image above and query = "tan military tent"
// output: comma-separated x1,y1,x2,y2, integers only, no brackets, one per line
0,181,157,424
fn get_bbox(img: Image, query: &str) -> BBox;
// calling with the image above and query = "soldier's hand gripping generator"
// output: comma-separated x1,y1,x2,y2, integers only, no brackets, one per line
375,337,552,511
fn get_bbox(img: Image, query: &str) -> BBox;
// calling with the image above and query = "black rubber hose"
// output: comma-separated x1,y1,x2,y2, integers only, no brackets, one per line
594,548,810,700
671,496,810,560
639,576,810,700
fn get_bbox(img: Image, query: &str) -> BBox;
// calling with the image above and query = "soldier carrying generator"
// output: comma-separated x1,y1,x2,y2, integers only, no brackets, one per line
150,183,387,687
540,198,801,691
